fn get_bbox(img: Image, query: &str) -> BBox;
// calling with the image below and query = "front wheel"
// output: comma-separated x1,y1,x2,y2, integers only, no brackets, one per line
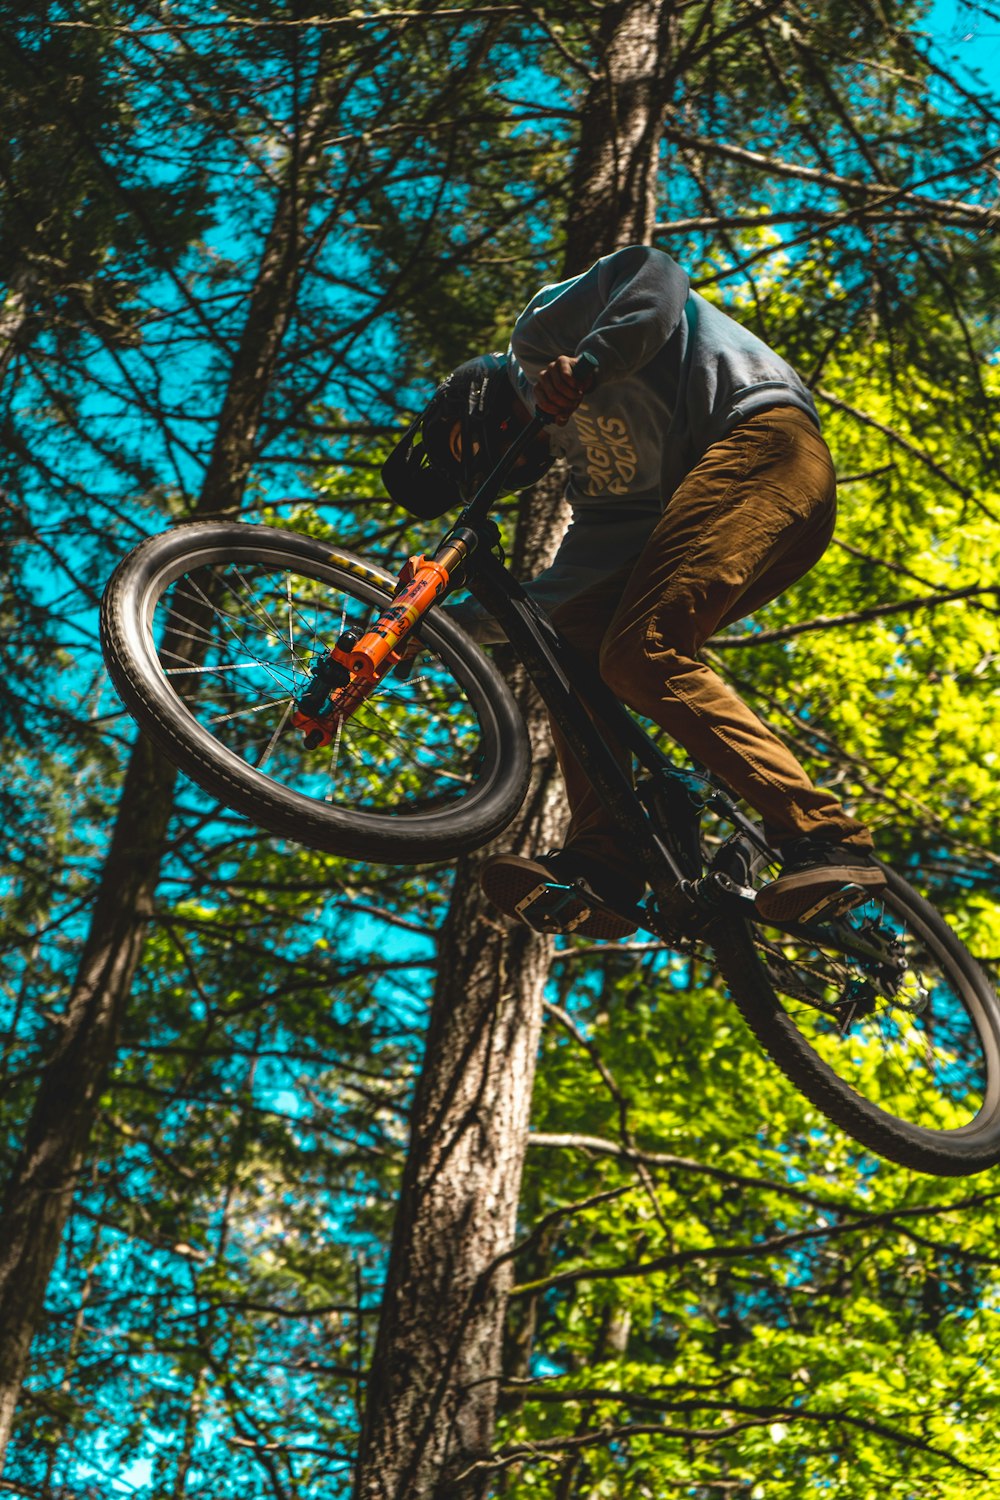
100,522,531,863
711,862,1000,1176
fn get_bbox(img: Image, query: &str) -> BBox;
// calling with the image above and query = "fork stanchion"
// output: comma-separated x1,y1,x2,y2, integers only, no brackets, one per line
346,532,475,682
294,530,479,748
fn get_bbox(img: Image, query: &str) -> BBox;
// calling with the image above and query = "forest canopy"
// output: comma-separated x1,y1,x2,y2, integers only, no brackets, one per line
1,2,999,1496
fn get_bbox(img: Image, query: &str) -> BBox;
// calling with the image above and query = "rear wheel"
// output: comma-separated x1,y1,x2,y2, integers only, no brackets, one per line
712,857,1000,1175
100,522,531,862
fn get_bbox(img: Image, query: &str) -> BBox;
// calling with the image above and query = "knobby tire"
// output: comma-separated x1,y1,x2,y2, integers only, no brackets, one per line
710,865,1000,1175
100,522,531,863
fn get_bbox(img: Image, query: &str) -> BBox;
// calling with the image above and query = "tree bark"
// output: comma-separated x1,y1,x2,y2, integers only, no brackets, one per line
0,56,346,1463
353,5,677,1494
564,0,675,258
353,739,563,1498
0,268,35,396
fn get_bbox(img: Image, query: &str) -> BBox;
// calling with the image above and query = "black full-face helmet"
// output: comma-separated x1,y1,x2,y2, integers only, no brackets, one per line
381,352,554,519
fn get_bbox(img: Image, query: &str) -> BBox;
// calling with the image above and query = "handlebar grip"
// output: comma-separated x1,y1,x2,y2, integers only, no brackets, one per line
535,352,599,423
573,351,600,393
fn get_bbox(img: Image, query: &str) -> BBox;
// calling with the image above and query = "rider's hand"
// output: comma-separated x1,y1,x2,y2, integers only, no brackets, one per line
534,355,592,425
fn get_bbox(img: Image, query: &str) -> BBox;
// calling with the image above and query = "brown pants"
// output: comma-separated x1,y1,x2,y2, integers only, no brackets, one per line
550,405,872,876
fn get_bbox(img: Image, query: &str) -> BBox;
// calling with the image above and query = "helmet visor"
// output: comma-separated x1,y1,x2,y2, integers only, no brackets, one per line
382,354,554,517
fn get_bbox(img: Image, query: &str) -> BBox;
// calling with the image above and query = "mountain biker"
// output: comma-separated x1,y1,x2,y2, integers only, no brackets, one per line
382,244,885,938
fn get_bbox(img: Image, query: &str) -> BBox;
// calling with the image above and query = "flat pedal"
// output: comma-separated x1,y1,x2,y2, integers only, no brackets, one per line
515,880,593,934
481,857,641,941
795,882,866,925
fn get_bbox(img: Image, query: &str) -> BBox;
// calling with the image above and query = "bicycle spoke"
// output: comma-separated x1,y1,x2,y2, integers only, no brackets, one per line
229,564,292,645
164,659,269,676
258,697,295,770
208,696,294,726
180,573,293,697
150,556,489,818
744,889,989,1132
343,698,474,786
326,713,345,800
287,573,295,661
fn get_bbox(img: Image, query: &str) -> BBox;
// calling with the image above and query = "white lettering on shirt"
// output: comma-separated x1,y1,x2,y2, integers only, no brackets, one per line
574,405,638,496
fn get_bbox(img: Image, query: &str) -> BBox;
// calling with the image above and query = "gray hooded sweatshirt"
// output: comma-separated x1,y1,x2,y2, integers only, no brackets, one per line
448,244,821,643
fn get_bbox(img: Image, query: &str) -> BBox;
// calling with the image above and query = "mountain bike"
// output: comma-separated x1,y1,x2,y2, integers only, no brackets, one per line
100,414,1000,1178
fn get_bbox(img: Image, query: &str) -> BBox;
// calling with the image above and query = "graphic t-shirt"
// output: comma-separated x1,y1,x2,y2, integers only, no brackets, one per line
449,244,821,641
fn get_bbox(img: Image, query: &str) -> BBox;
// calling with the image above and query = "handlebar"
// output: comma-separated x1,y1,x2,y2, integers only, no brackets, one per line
459,355,596,526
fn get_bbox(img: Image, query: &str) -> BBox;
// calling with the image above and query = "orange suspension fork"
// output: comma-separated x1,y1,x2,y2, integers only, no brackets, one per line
348,534,471,682
292,532,474,748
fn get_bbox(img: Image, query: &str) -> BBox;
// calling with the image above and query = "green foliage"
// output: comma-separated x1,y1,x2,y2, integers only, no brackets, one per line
487,183,1000,1492
3,1,1000,1496
709,251,1000,902
497,952,1000,1496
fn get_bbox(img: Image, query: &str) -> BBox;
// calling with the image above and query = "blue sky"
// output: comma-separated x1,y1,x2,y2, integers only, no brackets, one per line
925,0,1000,89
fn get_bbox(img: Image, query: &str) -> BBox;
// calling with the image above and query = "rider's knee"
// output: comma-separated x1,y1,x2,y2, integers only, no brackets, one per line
598,624,652,701
599,614,696,707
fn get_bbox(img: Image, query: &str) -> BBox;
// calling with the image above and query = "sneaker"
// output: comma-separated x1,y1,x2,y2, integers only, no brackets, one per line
755,837,886,924
479,849,644,940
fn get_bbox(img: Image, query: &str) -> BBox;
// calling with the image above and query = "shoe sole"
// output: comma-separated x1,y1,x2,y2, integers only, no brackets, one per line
754,865,887,924
480,858,638,940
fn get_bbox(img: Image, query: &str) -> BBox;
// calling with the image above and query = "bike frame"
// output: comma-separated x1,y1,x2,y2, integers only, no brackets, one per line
355,412,772,934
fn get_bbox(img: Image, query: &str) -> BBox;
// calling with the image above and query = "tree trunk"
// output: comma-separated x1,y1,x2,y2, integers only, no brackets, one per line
0,61,344,1463
353,748,563,1498
564,0,675,258
354,471,568,1498
353,5,677,1494
0,267,35,396
0,737,176,1451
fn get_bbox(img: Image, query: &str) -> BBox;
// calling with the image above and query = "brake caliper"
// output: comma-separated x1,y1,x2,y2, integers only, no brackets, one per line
293,533,474,751
293,630,360,749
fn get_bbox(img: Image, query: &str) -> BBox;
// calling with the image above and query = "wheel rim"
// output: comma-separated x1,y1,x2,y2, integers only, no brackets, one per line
748,887,999,1137
142,548,497,823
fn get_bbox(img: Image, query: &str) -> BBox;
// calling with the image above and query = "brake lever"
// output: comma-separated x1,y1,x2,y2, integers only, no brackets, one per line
460,357,597,523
